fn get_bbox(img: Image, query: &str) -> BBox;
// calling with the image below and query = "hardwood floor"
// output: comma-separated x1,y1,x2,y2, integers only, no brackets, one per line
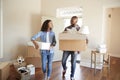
8,57,120,80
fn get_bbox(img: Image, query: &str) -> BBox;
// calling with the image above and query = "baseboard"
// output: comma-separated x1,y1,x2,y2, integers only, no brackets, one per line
109,55,120,58
80,59,103,69
53,59,103,69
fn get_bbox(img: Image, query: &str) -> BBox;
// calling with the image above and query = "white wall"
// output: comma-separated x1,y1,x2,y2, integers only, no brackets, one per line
0,0,41,61
41,0,120,66
41,0,120,48
0,0,120,62
41,0,103,50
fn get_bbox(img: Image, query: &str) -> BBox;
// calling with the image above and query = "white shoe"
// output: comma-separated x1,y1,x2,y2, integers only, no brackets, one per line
47,77,50,80
71,77,75,80
43,73,47,80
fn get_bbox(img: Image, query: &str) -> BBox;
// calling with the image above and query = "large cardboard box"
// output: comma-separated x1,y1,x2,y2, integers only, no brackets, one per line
0,62,10,80
59,32,87,51
25,46,41,68
26,46,40,57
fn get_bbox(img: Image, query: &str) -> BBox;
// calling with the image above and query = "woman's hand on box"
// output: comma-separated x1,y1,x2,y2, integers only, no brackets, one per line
32,40,39,49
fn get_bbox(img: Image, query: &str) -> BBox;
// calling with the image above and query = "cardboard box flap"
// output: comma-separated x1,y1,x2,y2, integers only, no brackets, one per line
59,32,87,40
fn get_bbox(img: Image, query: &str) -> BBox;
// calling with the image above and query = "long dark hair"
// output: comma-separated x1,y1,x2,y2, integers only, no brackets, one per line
41,20,52,31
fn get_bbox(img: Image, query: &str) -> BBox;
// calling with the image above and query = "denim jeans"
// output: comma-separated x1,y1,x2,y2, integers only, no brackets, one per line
40,50,54,77
62,51,77,77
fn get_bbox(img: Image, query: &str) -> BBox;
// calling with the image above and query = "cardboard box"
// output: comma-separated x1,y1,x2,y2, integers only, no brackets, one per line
21,72,30,80
0,62,10,80
59,32,87,51
13,62,26,69
25,57,41,68
25,46,41,68
26,46,40,57
18,67,31,80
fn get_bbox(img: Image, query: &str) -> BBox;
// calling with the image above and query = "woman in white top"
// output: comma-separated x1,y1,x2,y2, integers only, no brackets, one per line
31,20,56,80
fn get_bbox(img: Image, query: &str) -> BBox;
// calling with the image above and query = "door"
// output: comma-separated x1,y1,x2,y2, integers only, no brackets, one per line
106,8,120,57
41,16,64,61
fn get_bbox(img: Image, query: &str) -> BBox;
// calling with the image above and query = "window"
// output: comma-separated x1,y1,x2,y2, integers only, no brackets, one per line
56,7,83,18
56,7,83,28
0,0,3,58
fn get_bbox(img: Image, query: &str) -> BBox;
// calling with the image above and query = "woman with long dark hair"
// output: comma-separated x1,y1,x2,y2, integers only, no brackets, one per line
31,20,56,80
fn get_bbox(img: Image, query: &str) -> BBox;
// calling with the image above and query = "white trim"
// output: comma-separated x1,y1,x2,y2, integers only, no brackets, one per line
0,0,3,58
80,59,102,69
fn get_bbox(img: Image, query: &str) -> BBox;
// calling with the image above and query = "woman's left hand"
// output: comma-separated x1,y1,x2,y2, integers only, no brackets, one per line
49,46,54,50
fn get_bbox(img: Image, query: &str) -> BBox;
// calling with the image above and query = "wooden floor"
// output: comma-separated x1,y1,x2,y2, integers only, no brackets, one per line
8,57,120,80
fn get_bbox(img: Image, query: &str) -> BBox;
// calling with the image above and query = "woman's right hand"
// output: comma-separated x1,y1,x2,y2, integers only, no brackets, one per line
35,43,39,49
32,40,39,49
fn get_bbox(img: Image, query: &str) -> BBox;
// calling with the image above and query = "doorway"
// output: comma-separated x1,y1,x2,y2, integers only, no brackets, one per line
105,7,120,58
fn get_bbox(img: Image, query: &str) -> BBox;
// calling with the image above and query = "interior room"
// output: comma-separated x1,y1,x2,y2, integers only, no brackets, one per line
0,0,120,80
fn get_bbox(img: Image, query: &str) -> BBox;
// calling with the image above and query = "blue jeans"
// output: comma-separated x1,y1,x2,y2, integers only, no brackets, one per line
40,50,54,77
62,51,77,77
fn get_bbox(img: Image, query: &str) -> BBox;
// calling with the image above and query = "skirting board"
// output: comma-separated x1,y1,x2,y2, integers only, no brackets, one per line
80,59,103,69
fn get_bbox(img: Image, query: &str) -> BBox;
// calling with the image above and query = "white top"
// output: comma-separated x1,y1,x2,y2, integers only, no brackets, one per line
66,26,78,33
46,32,50,43
71,27,77,31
